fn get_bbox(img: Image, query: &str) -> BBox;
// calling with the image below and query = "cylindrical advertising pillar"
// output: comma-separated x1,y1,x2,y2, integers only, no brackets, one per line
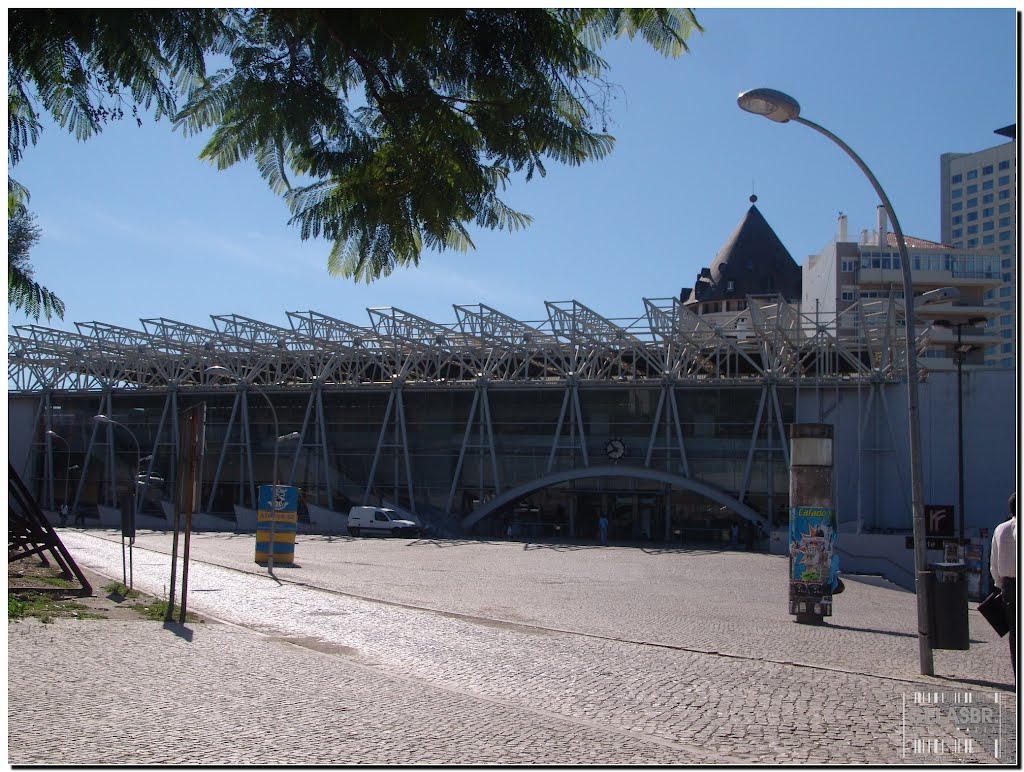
788,423,837,625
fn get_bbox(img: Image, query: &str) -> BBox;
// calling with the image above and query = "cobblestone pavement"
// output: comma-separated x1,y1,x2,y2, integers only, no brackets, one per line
8,529,1018,766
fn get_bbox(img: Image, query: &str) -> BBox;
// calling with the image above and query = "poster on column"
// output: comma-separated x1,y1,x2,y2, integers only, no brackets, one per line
789,506,838,597
256,484,299,564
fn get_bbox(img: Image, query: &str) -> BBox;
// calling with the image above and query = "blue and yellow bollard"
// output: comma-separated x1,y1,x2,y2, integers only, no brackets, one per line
256,484,299,565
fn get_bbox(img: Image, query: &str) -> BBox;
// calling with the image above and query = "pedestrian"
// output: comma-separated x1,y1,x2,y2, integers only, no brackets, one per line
59,503,69,527
598,513,609,546
506,523,513,540
730,522,739,547
990,492,1017,678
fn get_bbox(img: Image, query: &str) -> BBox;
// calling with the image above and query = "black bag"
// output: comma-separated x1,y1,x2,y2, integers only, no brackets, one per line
978,590,1009,637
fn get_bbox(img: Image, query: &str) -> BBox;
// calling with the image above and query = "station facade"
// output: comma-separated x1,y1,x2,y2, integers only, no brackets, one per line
8,206,1016,551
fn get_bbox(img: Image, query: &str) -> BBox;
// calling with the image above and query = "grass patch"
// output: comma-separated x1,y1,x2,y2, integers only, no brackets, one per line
34,575,73,589
102,581,141,600
8,592,103,622
130,599,201,623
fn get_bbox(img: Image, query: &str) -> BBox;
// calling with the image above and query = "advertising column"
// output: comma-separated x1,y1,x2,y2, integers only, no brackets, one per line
788,423,838,624
256,484,298,565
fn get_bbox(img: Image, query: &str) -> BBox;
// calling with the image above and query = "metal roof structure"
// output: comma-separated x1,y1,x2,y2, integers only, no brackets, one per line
9,295,929,394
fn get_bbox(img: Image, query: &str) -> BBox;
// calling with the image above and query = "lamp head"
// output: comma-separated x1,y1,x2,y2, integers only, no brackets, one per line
737,88,801,123
204,365,234,379
93,414,112,424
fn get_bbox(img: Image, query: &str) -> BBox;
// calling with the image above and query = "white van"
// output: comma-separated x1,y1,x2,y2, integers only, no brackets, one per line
346,506,420,538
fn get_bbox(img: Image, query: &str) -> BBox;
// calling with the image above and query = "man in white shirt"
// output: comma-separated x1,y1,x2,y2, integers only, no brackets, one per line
990,492,1017,678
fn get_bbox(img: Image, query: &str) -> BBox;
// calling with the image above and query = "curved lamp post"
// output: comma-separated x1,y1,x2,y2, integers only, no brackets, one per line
94,414,140,589
45,429,71,516
738,87,933,675
205,366,300,574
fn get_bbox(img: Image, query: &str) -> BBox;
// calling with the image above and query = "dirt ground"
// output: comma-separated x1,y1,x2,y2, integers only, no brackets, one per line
8,554,193,622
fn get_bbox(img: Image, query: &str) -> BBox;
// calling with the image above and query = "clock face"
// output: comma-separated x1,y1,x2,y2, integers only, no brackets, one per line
605,438,626,460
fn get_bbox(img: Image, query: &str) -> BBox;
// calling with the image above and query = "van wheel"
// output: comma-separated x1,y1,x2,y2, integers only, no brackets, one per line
348,527,360,537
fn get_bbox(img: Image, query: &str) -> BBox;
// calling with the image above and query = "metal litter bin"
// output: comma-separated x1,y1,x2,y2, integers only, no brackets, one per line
927,562,969,650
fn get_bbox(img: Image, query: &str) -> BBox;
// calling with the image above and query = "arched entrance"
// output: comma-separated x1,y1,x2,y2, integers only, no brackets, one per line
461,465,768,540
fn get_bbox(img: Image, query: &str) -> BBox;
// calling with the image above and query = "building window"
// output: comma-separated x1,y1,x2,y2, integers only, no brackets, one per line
967,225,978,234
840,288,857,302
983,221,994,231
999,160,1010,170
952,228,962,238
983,194,994,204
840,260,857,273
1001,329,1013,338
1000,300,1012,309
1003,258,1013,268
1001,245,1012,255
1001,342,1013,353
983,180,994,191
967,211,978,221
1002,357,1014,367
999,203,1011,213
984,236,995,245
967,169,978,180
1000,231,1012,241
951,173,963,183
968,238,978,247
999,175,1011,186
967,183,978,194
999,190,1010,200
999,286,1013,297
1001,314,1013,325
982,208,994,218
952,188,962,199
952,215,962,225
999,217,1012,227
983,165,994,175
952,201,962,212
967,198,978,208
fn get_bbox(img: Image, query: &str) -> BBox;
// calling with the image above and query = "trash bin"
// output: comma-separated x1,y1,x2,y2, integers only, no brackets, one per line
927,562,969,650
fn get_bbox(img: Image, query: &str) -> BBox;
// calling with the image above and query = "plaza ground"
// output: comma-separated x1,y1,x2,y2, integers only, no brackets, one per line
8,529,1017,765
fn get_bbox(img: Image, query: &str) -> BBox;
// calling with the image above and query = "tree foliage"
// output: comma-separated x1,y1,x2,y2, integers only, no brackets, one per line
9,8,701,295
8,188,64,321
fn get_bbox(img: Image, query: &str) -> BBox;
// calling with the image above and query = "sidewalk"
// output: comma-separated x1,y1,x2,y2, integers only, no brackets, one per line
8,530,1018,765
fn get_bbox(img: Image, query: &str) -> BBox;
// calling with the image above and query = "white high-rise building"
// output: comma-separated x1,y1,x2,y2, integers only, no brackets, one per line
802,206,1000,370
940,125,1017,368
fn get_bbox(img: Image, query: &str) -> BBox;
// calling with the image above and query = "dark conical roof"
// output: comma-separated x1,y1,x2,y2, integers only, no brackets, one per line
686,204,802,305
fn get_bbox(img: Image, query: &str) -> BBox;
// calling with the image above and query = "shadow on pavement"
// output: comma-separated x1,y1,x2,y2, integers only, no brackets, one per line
162,621,194,642
407,538,503,548
521,541,601,552
934,674,1017,692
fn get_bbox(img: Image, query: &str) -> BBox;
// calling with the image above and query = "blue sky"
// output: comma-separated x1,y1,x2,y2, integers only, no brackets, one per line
8,7,1018,337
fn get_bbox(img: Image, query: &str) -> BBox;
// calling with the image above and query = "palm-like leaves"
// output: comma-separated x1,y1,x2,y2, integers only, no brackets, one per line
8,188,64,321
11,8,702,292
175,8,701,281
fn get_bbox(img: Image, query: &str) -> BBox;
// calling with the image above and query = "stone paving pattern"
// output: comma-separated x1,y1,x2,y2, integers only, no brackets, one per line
9,529,1018,765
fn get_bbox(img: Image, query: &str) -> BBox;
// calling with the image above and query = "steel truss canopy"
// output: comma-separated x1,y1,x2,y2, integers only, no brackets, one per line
9,296,929,394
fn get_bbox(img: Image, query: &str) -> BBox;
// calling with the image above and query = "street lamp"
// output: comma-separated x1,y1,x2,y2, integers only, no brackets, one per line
45,429,72,518
205,366,300,574
931,317,987,546
738,87,934,675
94,414,140,589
